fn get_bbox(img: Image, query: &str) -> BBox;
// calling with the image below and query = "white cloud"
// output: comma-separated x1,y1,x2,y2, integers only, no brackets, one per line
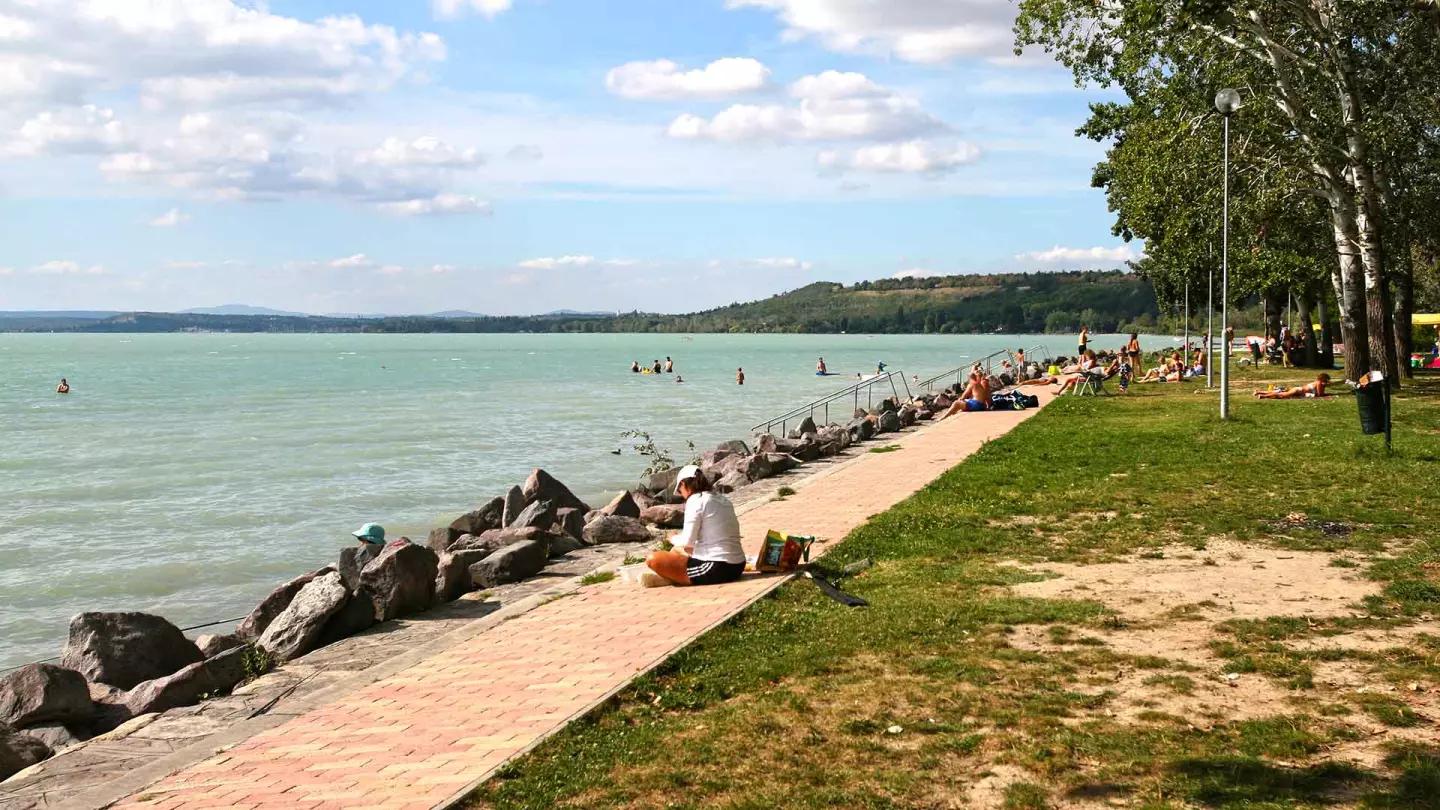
434,0,514,19
607,58,770,100
518,255,597,269
165,260,208,269
30,260,105,276
358,137,483,168
328,254,375,269
893,268,936,279
725,0,1021,63
377,193,491,216
667,71,943,144
149,208,191,227
751,258,813,270
1017,245,1143,264
7,105,130,156
818,139,981,175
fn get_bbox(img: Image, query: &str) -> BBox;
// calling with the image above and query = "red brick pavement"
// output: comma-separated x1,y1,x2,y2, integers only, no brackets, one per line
111,398,1048,809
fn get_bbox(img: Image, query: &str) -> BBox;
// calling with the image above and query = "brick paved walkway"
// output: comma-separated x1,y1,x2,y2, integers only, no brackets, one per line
110,399,1048,810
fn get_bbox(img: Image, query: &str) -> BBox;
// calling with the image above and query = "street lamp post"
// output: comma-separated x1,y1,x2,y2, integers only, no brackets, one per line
1215,88,1242,420
1207,243,1215,388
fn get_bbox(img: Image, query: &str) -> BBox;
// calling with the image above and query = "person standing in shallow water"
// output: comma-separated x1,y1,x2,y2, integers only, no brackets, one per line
664,357,674,373
630,361,640,373
736,367,745,385
56,378,70,394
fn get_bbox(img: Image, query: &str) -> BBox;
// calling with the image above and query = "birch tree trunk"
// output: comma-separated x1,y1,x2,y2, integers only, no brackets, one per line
1296,290,1319,367
1393,243,1415,377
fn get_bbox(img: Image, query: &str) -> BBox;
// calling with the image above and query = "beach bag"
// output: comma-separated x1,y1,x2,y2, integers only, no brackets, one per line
1021,394,1040,408
756,530,816,573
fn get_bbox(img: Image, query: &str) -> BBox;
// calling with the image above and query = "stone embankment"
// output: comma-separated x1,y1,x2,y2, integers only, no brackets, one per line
0,386,971,786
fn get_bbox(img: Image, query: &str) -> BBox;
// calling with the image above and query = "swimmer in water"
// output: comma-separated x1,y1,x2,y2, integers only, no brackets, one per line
631,361,640,373
664,357,674,373
817,357,827,374
56,378,70,394
876,361,887,375
675,375,684,383
736,367,745,386
652,359,663,374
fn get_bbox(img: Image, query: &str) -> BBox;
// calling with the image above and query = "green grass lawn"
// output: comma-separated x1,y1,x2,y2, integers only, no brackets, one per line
466,368,1440,810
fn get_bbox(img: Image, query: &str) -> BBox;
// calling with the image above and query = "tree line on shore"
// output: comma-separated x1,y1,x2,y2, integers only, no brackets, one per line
1013,1,1440,377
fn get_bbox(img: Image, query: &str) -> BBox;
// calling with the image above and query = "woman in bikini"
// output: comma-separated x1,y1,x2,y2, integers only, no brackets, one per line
1254,373,1331,399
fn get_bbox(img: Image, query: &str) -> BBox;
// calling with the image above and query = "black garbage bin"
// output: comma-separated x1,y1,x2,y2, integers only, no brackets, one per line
1355,382,1388,436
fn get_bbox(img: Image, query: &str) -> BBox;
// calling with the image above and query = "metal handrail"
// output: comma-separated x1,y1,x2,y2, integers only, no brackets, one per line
751,371,909,436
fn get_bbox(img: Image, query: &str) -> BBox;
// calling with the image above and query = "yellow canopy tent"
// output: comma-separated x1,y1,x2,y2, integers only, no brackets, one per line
1415,313,1440,326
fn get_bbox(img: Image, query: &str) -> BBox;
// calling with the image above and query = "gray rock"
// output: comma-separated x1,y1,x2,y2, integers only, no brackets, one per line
916,409,934,421
86,682,131,735
121,660,212,717
699,448,735,468
358,542,439,622
877,410,902,434
257,572,349,662
549,533,587,557
0,723,52,781
426,527,463,554
501,485,527,528
60,613,204,691
556,507,587,541
645,467,682,497
631,490,660,511
194,634,245,658
599,491,641,519
790,416,818,438
584,514,652,545
0,664,93,728
765,453,801,474
738,454,776,482
714,470,751,494
640,504,686,529
848,418,876,442
469,539,550,588
753,433,779,454
315,596,377,649
786,437,820,462
434,553,473,603
202,646,251,694
509,499,557,531
854,407,868,419
450,497,505,536
880,398,899,413
339,543,383,591
20,723,88,752
715,439,750,456
523,469,591,513
933,394,954,410
457,526,548,555
236,567,333,640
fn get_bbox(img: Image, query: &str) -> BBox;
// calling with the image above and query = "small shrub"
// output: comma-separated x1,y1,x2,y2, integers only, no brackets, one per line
580,571,616,586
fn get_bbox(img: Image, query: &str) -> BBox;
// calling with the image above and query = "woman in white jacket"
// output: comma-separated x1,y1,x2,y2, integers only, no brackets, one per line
643,465,746,587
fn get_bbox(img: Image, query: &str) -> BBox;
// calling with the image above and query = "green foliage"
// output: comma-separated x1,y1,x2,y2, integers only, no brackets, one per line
240,645,273,682
579,571,616,586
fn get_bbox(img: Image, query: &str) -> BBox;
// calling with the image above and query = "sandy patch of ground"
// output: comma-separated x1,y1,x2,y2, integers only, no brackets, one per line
1011,539,1372,623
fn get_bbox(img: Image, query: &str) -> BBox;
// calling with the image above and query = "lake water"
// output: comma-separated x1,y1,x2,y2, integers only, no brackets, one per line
0,332,1145,670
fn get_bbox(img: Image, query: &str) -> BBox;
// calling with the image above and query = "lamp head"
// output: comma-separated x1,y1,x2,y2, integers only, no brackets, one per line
1214,88,1242,115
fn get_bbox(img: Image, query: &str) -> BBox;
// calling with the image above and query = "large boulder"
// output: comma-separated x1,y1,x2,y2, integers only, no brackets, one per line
60,613,204,691
257,572,349,662
119,645,252,719
738,454,776,482
645,467,682,498
434,553,473,604
469,539,550,588
523,469,591,513
315,597,377,649
21,723,88,752
501,485,527,528
555,507,586,541
699,448,736,468
599,491,642,519
450,497,505,536
0,664,93,729
0,723,52,782
765,453,801,474
455,526,548,555
713,470,751,494
640,504,686,529
426,527,462,554
194,634,245,658
877,410,902,434
753,434,778,455
201,646,250,694
548,533,587,557
789,416,819,438
848,418,876,442
785,438,821,462
509,500,557,531
236,567,333,640
338,544,383,591
584,515,652,545
716,439,750,456
359,543,440,622
631,490,660,511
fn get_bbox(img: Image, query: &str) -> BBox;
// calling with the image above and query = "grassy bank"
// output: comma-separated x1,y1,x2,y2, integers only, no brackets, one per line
467,368,1440,810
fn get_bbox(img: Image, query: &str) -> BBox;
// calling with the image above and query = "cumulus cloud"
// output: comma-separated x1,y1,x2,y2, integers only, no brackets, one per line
30,260,105,276
518,255,597,269
725,0,1020,63
1017,245,1143,265
433,0,514,19
328,254,375,269
667,71,942,144
377,193,491,216
149,208,191,227
751,258,812,270
7,105,130,156
607,58,770,100
358,137,483,168
818,139,981,175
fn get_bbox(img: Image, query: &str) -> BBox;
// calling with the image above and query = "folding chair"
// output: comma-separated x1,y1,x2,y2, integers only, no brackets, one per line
1076,369,1109,396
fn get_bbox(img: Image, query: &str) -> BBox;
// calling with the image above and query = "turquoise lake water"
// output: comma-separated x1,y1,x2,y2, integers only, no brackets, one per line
0,332,1151,670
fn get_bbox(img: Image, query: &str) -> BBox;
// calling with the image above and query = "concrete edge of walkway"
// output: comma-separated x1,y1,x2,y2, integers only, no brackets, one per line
79,405,1021,810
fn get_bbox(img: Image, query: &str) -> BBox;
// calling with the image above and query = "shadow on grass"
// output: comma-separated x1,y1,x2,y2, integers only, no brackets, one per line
1172,757,1372,806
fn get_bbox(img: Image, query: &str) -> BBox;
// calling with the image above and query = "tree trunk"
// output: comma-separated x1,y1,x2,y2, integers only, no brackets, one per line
1316,280,1336,369
1296,289,1319,367
1263,289,1283,344
1329,195,1371,378
1393,241,1415,378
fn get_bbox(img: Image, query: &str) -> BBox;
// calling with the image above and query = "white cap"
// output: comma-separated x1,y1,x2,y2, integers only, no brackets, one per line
676,465,702,485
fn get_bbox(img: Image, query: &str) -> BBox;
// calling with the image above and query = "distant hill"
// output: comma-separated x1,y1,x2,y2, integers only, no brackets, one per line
181,305,310,317
429,310,489,318
0,310,120,320
5,271,1158,335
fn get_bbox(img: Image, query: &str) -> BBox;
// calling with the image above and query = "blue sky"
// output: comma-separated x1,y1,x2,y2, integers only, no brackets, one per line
0,0,1139,315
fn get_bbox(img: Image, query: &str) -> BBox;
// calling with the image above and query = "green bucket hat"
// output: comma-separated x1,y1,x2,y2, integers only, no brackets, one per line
352,523,386,545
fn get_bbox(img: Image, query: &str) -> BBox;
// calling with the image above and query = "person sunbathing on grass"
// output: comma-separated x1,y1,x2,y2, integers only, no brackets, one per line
938,371,992,418
1254,373,1332,399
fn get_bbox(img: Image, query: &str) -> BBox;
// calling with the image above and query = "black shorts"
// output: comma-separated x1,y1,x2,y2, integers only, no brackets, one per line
1078,345,1086,355
686,559,745,586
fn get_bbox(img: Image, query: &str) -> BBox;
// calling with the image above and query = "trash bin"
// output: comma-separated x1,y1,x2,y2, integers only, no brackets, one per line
1354,374,1388,436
